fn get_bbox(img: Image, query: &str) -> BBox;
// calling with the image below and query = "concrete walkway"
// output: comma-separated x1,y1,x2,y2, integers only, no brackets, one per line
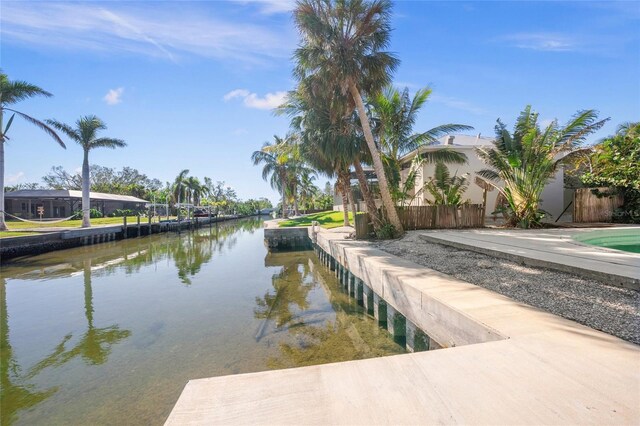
166,226,640,425
167,330,638,425
420,227,640,289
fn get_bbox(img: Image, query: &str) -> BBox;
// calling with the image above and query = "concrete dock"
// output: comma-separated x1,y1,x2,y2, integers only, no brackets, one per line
166,226,640,425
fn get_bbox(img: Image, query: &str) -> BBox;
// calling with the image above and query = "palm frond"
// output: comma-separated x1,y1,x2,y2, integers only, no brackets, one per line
6,111,65,147
91,137,127,150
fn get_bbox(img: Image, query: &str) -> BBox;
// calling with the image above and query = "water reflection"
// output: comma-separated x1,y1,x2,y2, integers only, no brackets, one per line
259,253,405,370
255,259,314,340
0,218,263,424
1,278,58,426
2,217,264,285
0,217,404,425
27,262,131,371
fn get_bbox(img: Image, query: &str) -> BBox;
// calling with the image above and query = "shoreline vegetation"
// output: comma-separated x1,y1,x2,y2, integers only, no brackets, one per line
278,211,354,229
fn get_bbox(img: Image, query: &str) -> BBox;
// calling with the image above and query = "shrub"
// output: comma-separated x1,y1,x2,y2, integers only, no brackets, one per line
375,222,397,239
108,209,137,217
73,208,103,219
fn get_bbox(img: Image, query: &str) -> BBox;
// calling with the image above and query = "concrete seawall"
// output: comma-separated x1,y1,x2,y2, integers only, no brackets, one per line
310,228,505,348
264,226,313,251
167,225,640,424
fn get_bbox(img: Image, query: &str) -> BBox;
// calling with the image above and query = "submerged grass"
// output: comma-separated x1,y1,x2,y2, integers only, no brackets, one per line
279,211,354,229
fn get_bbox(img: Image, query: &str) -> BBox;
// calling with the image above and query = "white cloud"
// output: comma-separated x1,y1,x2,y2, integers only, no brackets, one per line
500,33,576,52
224,89,287,110
6,172,25,185
224,89,250,101
104,87,124,105
0,2,293,64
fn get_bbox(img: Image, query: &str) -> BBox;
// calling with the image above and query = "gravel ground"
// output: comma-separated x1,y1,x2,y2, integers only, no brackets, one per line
373,231,640,345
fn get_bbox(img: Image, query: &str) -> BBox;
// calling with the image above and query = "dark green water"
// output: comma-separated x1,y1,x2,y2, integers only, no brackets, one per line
0,218,404,425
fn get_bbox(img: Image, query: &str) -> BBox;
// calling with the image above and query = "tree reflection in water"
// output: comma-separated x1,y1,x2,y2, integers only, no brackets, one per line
0,218,264,424
254,262,315,340
257,253,405,370
1,278,58,426
26,261,131,373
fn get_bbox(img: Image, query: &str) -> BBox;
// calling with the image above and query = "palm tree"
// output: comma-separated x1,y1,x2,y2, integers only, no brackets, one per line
280,83,379,228
252,136,293,218
47,116,126,227
171,169,190,206
0,72,65,230
298,172,319,212
294,0,404,233
423,162,470,206
185,176,204,206
372,86,472,197
477,106,608,228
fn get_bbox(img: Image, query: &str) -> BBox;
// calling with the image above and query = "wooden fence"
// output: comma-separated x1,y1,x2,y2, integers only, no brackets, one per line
574,188,623,223
355,213,370,239
355,204,484,238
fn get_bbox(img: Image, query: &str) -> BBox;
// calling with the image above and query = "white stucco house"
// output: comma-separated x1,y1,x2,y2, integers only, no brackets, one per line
398,134,567,219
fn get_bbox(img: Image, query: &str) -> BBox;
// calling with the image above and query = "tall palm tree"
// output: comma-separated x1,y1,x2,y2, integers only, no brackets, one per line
171,169,190,207
280,83,379,228
47,116,126,227
294,0,404,233
372,86,472,197
477,106,608,228
252,136,293,218
185,176,204,206
0,72,65,230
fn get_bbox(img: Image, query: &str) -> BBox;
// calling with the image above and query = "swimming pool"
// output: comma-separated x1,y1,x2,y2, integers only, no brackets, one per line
573,228,640,254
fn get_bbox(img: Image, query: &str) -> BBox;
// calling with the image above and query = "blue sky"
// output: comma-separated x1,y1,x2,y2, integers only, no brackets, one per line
2,0,639,203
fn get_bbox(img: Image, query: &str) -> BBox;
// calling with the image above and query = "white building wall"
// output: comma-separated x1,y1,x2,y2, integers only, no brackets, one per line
416,146,565,219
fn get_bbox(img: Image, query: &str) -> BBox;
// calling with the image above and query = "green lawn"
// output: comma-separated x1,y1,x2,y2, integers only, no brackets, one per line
0,216,181,239
0,231,41,238
279,211,354,229
2,216,150,230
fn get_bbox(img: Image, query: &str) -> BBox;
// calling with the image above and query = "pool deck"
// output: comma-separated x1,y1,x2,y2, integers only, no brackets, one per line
420,227,640,289
166,226,640,425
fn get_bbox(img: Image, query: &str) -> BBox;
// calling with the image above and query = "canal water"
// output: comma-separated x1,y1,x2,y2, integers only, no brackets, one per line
1,218,405,425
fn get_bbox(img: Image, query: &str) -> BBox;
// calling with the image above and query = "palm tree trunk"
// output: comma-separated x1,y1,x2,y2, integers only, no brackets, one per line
81,149,91,227
349,82,403,234
0,140,7,231
353,158,382,231
341,189,350,227
293,182,299,216
349,192,357,224
280,172,288,219
348,185,357,221
338,171,350,227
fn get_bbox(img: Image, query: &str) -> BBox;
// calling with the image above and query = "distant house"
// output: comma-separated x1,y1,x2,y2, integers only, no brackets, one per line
4,190,149,218
398,134,567,219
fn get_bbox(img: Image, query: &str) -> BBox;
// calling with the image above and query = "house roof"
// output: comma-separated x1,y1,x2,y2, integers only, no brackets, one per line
4,190,149,203
399,134,495,164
